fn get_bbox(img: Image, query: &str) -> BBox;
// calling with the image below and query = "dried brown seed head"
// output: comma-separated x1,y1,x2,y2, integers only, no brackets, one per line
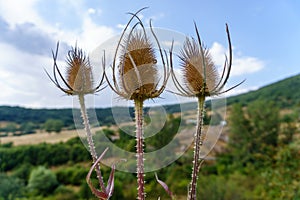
119,31,158,100
180,37,218,96
46,42,104,96
66,46,94,94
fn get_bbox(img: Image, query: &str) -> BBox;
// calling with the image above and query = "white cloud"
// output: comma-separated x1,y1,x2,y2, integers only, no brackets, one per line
88,8,96,15
0,43,74,108
232,57,264,76
116,23,126,29
0,0,115,51
0,0,117,108
146,13,165,23
0,1,265,108
79,17,115,51
88,7,102,15
0,0,61,39
224,86,259,97
161,40,181,49
210,42,265,76
210,42,227,65
138,14,144,20
46,4,115,51
0,0,41,27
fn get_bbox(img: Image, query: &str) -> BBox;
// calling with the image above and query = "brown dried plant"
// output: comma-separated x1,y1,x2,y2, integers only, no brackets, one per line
104,7,172,200
46,43,115,200
46,43,103,95
171,23,244,200
119,31,158,100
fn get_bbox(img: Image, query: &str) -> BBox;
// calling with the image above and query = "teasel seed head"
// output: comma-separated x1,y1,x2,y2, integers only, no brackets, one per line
119,31,158,100
180,37,218,97
46,42,105,96
105,7,172,102
66,45,94,94
171,23,244,98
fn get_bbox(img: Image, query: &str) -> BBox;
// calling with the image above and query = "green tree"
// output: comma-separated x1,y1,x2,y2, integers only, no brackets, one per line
0,173,24,200
255,142,300,199
115,127,136,152
3,123,18,134
197,173,255,200
219,103,251,171
78,181,98,200
12,163,33,184
44,119,64,133
54,185,79,200
19,122,36,134
145,114,180,151
27,166,59,196
280,113,297,145
225,100,280,171
247,100,279,150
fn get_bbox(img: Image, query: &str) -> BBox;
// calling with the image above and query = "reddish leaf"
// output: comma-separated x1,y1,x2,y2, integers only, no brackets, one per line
155,173,174,199
86,148,109,199
106,159,127,198
105,164,115,198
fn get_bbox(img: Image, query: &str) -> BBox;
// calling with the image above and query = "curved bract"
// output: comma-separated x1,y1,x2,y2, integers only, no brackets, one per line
180,37,218,97
45,43,105,96
171,23,244,98
104,7,172,102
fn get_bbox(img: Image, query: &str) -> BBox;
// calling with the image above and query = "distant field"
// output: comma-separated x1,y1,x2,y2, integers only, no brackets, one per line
0,110,229,159
0,127,104,146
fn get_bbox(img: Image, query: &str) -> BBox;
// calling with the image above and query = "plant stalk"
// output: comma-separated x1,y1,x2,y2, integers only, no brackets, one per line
188,95,205,200
134,99,145,200
78,94,106,193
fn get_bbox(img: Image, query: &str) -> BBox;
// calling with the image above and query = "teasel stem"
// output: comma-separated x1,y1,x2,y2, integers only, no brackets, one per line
78,94,106,193
188,95,205,200
134,98,145,200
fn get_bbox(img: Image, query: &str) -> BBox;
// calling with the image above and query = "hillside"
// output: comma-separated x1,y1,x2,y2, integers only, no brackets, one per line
0,103,197,127
0,106,134,127
1,74,300,200
162,73,300,110
0,73,299,125
226,73,300,108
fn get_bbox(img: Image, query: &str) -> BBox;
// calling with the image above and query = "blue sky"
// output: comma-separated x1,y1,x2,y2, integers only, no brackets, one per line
0,0,299,108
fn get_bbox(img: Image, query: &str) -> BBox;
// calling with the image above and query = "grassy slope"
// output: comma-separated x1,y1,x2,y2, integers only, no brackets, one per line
226,73,300,108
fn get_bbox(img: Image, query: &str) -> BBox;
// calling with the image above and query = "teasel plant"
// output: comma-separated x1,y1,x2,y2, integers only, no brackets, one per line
45,43,115,199
104,7,172,200
171,23,244,200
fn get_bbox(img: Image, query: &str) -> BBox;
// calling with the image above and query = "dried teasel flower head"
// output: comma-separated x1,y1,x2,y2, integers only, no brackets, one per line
172,23,244,98
46,42,104,95
66,45,94,93
119,30,158,100
105,7,172,101
180,37,218,97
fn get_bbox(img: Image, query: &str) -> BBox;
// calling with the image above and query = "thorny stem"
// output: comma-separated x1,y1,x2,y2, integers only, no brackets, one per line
78,94,106,193
134,99,145,200
188,95,205,200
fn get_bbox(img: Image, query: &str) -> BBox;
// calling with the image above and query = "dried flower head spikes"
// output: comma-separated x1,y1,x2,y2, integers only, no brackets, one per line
171,23,244,200
106,8,170,101
173,23,243,98
119,30,158,100
46,42,104,95
46,43,115,200
104,7,172,200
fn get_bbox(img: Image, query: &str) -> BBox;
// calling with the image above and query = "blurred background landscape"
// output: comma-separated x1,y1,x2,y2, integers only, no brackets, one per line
1,74,299,199
1,1,300,199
